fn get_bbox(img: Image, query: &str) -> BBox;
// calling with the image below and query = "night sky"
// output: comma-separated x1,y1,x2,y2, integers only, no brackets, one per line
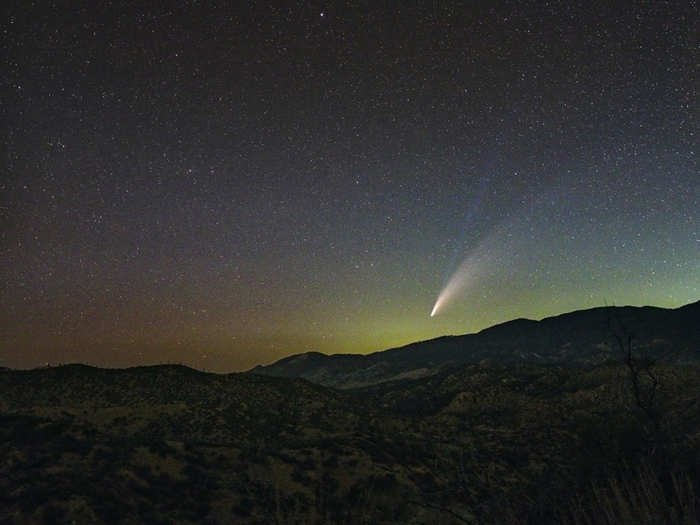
2,1,698,371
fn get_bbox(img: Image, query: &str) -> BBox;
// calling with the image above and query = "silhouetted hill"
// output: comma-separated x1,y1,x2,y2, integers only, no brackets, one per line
2,302,699,524
0,364,364,445
3,359,699,524
251,301,700,388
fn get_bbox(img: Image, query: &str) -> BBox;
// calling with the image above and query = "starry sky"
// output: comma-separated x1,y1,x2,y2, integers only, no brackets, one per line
2,1,698,371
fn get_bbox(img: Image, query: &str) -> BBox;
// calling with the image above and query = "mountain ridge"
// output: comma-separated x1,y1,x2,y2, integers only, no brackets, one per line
250,300,700,388
2,302,699,523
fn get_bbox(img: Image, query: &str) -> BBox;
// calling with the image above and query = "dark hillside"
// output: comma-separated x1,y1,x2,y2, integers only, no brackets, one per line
252,301,700,388
2,360,699,524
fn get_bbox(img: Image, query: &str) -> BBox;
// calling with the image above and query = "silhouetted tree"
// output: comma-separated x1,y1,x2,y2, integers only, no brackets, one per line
608,313,662,456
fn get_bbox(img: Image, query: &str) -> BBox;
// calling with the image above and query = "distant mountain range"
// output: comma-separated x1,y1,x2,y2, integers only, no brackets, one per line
2,301,699,523
250,300,700,388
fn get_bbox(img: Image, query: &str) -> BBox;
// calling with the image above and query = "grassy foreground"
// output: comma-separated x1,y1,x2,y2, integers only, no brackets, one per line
1,362,699,524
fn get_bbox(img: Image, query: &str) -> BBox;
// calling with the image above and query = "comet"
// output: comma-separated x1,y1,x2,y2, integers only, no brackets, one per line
429,232,499,317
429,183,561,317
429,172,497,317
429,256,477,317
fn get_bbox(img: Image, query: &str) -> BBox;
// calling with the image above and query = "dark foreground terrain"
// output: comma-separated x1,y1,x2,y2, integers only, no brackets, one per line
2,303,699,524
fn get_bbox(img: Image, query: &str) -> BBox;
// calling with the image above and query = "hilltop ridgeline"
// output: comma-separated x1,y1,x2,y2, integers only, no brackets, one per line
250,301,700,388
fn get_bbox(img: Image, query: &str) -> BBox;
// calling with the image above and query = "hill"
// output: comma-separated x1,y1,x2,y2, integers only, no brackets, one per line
250,301,700,388
1,300,699,524
2,361,699,524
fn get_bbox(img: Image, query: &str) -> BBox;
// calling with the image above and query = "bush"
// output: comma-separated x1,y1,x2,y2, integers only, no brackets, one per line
233,497,253,517
559,464,699,525
42,503,65,524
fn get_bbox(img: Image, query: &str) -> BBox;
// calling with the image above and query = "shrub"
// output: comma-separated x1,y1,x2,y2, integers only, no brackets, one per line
559,464,699,525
